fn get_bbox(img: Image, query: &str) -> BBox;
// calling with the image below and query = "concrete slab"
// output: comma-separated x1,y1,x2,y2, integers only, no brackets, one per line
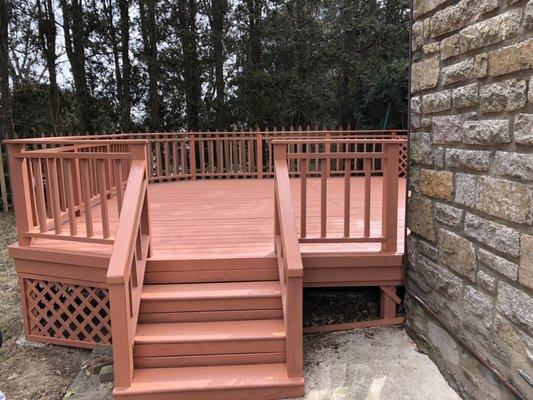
290,326,460,400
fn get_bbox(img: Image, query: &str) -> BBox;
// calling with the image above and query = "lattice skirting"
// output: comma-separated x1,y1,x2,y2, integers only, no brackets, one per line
20,275,112,348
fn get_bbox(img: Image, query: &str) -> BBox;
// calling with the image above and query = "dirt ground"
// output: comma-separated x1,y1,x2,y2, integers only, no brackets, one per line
0,213,88,400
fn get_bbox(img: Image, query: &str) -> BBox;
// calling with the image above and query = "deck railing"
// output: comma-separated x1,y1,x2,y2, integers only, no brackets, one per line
106,144,151,389
273,143,304,379
273,137,403,253
6,140,146,246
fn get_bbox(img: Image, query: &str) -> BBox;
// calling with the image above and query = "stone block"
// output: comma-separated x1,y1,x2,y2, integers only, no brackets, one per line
464,213,520,257
435,202,464,228
520,235,533,290
497,281,533,333
410,132,444,167
428,0,498,38
463,285,494,327
455,173,476,207
452,84,478,109
478,248,519,281
480,79,527,113
432,116,463,144
413,0,448,19
474,53,489,78
414,253,465,297
411,96,422,114
441,34,460,61
412,57,440,93
462,120,510,145
488,39,533,77
526,0,533,32
438,229,476,280
494,151,533,180
514,114,533,146
477,270,496,293
446,148,491,171
423,42,440,55
459,10,522,53
442,59,474,86
420,169,454,201
421,91,452,114
409,194,436,242
475,176,532,224
419,240,439,261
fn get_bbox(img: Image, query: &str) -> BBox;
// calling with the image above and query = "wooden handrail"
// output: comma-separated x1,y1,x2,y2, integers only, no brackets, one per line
273,143,304,379
107,144,151,389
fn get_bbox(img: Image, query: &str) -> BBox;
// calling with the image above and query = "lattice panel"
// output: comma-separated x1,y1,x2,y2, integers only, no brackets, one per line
399,143,408,177
24,278,112,346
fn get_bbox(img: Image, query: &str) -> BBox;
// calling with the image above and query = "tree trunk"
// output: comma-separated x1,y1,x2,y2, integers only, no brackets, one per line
60,0,93,134
119,0,132,131
245,0,262,127
177,0,201,132
0,0,13,140
37,0,61,135
139,0,160,131
210,0,226,130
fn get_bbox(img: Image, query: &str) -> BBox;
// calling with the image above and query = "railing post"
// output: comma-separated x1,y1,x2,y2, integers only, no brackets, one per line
189,135,197,180
381,142,399,253
286,276,303,378
7,144,33,245
256,131,263,179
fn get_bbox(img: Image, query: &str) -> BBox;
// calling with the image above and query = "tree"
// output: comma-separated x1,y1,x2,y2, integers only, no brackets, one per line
177,0,201,131
60,0,94,133
139,0,161,131
0,0,13,139
207,0,227,129
37,0,61,134
119,0,132,131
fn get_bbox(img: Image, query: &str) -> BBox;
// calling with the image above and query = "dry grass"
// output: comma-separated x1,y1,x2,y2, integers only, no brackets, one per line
0,213,87,400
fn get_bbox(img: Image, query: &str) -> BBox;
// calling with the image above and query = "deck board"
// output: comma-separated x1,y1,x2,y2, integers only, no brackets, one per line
29,178,406,259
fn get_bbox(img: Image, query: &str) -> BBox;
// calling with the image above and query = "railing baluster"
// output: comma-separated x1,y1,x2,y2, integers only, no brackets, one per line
343,158,351,238
364,158,371,238
46,158,62,234
208,139,215,176
199,138,205,177
320,157,327,238
172,140,178,177
300,159,307,238
180,139,187,176
97,159,110,238
114,160,124,213
189,136,197,180
64,159,78,236
32,159,47,232
256,132,263,178
164,140,170,181
79,159,94,237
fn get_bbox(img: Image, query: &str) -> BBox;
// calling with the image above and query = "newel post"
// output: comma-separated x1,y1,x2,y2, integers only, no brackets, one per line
7,143,33,245
381,142,399,253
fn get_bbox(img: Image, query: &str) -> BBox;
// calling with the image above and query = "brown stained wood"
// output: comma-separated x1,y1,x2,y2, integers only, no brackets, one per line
64,159,78,236
32,159,47,232
46,158,62,234
343,159,350,238
299,159,307,238
320,158,327,238
303,316,405,334
79,159,94,237
96,160,110,238
364,158,371,237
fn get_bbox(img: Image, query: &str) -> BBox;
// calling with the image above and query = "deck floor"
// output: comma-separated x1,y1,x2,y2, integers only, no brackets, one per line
30,177,406,259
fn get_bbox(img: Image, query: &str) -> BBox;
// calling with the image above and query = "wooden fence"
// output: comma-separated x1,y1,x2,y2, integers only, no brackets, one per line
1,130,407,212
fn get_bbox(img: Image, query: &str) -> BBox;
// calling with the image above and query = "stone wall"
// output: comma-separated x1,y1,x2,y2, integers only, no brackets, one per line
406,0,533,398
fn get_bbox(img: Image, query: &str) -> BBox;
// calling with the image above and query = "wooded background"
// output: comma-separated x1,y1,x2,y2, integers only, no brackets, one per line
0,0,409,139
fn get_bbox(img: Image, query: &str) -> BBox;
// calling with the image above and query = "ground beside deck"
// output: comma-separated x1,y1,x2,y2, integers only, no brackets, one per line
26,177,406,259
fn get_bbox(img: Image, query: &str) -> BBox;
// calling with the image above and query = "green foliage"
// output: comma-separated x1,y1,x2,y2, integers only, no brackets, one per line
4,0,409,137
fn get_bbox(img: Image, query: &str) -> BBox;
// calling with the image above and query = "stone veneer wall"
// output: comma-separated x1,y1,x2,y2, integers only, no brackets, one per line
406,0,533,399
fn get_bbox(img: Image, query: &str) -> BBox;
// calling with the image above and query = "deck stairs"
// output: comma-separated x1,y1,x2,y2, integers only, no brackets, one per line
114,257,305,400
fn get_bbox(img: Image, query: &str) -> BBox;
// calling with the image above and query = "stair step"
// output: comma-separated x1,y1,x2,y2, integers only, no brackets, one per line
114,363,304,400
134,319,286,359
140,281,282,315
139,309,284,324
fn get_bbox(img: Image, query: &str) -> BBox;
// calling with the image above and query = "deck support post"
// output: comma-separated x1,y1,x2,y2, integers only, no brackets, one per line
380,285,398,319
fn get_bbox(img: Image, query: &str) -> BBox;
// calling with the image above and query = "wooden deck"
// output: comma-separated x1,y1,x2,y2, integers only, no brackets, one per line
6,132,407,400
26,177,405,259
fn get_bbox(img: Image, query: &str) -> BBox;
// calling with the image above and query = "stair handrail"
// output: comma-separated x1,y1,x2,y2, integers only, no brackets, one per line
106,142,152,390
273,142,304,379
